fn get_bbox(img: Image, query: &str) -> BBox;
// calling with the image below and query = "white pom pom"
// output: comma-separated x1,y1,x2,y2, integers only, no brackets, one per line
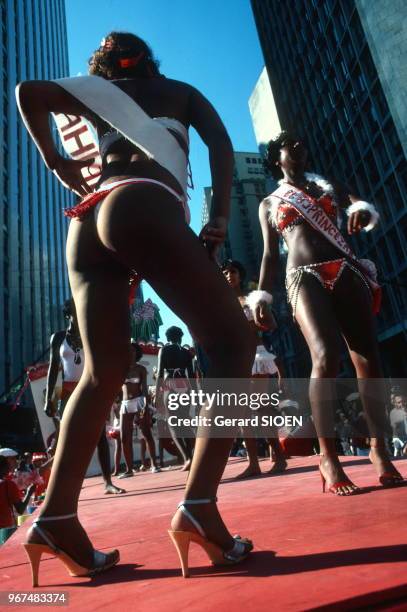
245,290,273,312
347,200,379,231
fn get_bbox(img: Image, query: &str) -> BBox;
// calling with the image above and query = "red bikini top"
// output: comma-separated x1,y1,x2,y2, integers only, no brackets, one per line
270,193,338,234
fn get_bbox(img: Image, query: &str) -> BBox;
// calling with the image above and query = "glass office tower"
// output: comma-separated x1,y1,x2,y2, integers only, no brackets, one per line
0,1,73,395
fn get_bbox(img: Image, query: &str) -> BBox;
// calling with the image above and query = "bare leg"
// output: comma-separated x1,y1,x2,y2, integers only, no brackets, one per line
34,184,253,559
234,438,261,479
31,248,131,565
113,438,121,475
139,438,146,468
95,185,254,548
120,412,135,475
267,436,287,474
334,268,403,484
97,433,125,494
295,275,358,495
141,428,159,469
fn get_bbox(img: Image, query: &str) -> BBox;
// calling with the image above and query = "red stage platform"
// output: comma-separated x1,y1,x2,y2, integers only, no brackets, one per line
1,456,406,611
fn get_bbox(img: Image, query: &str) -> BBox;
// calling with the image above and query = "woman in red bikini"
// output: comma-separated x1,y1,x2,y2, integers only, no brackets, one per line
252,131,403,496
16,32,253,584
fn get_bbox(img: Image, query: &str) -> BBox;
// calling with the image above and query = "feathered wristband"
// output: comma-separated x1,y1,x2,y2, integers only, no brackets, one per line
347,200,379,231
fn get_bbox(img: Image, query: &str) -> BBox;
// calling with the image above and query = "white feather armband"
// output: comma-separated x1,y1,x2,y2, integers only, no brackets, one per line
246,290,273,312
347,200,379,231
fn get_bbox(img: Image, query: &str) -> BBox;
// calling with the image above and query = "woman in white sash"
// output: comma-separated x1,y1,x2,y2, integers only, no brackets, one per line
251,132,402,496
16,32,253,583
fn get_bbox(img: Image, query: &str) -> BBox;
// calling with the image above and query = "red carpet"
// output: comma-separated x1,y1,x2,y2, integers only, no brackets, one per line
1,456,407,611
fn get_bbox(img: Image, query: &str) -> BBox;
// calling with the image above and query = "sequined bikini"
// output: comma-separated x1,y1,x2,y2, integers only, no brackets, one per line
266,175,380,317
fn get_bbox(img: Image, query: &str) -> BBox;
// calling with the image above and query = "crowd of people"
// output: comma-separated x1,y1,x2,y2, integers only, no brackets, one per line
5,29,403,584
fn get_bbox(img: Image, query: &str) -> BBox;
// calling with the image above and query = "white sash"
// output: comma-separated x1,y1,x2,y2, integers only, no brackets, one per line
270,184,379,289
51,76,188,197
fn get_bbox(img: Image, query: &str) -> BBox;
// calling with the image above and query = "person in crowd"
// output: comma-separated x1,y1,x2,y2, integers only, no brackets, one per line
43,298,125,496
136,388,160,472
254,131,402,495
156,326,195,471
16,30,253,582
221,259,287,478
391,393,407,457
0,456,36,545
13,452,52,494
106,397,123,476
0,448,19,475
120,342,160,475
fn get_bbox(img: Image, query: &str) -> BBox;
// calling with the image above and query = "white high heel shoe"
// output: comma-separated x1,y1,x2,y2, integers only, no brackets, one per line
23,513,119,587
168,497,253,578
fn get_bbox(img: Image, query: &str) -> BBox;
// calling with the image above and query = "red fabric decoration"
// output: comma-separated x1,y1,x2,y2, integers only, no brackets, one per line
119,52,144,69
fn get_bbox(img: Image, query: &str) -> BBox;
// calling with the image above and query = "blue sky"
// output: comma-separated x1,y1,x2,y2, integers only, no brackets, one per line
65,0,264,342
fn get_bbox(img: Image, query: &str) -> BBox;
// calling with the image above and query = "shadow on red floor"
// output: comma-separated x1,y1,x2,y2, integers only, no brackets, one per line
1,456,406,611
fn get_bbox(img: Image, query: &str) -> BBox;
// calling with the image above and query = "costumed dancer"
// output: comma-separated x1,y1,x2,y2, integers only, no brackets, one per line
43,299,125,496
252,132,403,496
119,342,160,476
156,326,194,471
221,260,287,478
16,31,253,584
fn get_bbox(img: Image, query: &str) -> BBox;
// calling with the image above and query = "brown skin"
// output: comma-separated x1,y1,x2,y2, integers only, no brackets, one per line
223,265,287,478
257,138,402,494
120,348,156,473
17,70,254,564
44,304,124,495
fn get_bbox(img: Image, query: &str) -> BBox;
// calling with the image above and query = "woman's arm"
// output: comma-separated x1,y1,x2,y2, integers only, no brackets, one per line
154,348,164,399
16,80,95,195
258,199,280,293
187,87,234,259
141,366,148,402
247,199,280,328
332,179,379,234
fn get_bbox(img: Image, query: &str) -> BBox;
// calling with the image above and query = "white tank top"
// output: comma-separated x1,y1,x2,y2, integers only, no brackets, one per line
59,337,84,382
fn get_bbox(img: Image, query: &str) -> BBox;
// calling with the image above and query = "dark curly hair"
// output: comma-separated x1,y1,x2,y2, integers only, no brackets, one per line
263,131,299,180
166,326,183,343
62,298,74,319
88,32,161,80
131,341,143,362
221,259,246,286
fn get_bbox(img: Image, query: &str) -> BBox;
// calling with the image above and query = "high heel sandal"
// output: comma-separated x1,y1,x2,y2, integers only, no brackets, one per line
168,498,253,578
319,461,359,496
369,444,404,488
23,513,120,587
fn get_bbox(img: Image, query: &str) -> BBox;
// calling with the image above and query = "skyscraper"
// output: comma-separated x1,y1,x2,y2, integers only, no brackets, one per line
0,1,73,396
203,152,267,281
251,0,407,375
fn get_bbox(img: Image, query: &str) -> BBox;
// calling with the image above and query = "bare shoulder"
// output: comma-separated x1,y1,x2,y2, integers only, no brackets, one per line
50,330,65,348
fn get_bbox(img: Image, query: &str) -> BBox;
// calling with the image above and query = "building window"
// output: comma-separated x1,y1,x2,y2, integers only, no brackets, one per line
246,157,251,163
384,119,403,160
385,175,404,212
387,228,405,265
371,84,390,123
374,135,390,173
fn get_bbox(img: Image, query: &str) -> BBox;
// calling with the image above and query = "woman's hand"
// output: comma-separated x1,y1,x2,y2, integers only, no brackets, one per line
347,210,371,234
52,156,94,197
199,216,228,260
253,301,272,329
